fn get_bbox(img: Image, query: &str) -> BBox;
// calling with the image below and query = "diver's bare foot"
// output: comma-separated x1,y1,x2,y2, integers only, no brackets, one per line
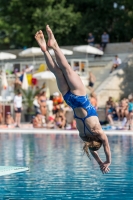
35,30,47,52
46,25,58,49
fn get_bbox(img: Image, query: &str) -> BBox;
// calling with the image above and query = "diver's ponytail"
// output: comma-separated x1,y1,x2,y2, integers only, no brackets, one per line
83,142,91,160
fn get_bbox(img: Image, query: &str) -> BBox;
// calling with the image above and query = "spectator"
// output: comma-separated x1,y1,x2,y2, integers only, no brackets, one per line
0,105,3,124
14,75,22,93
110,55,122,73
87,72,96,91
52,92,63,114
38,91,47,116
33,113,43,128
94,44,103,58
128,93,133,100
101,31,109,51
24,65,34,74
64,104,74,129
81,62,85,74
106,101,117,125
5,112,14,127
19,69,24,83
47,114,55,129
118,99,128,121
90,93,98,110
33,94,40,115
54,109,66,129
87,33,95,46
128,98,133,130
14,91,23,127
74,62,80,71
71,119,77,130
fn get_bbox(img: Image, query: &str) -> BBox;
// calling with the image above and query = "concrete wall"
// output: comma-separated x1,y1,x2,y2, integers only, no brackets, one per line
2,42,133,56
105,42,133,54
95,55,133,107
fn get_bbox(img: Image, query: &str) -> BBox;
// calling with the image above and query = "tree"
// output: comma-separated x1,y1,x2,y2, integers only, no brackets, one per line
0,0,133,48
67,0,133,44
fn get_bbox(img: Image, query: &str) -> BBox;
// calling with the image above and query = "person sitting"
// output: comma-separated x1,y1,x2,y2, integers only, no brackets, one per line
110,55,122,73
5,112,15,127
54,109,66,129
33,112,43,128
38,91,47,116
14,75,22,93
101,32,109,51
52,92,63,114
73,62,80,72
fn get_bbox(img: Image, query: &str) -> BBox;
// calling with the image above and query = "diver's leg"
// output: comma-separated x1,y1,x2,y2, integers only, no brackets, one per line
35,30,69,95
46,25,86,96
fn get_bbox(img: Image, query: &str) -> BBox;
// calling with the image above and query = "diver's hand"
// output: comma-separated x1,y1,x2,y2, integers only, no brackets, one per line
100,161,110,174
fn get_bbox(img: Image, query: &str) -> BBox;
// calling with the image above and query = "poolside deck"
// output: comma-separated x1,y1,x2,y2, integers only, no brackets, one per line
0,128,132,135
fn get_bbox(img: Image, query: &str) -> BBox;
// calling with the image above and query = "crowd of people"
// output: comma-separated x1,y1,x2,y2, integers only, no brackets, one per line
1,65,132,130
106,94,133,130
0,89,76,129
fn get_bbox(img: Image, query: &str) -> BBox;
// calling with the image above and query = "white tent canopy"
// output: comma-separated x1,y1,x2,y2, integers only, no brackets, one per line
73,45,104,55
0,52,16,60
33,71,55,80
49,48,73,56
33,71,57,95
19,47,43,57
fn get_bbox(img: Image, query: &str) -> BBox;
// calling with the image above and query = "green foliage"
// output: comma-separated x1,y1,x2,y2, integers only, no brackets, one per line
0,0,80,48
21,88,41,113
0,0,133,48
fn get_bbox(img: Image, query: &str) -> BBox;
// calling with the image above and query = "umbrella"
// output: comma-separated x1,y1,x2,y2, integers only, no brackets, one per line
19,47,43,57
33,71,56,95
22,73,29,90
0,52,16,60
33,71,55,80
73,45,104,55
49,48,73,56
19,47,43,65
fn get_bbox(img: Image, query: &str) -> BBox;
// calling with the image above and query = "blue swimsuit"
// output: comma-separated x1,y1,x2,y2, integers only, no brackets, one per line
63,91,98,135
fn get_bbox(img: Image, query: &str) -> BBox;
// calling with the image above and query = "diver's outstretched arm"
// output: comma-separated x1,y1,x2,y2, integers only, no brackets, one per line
97,133,111,173
90,150,110,174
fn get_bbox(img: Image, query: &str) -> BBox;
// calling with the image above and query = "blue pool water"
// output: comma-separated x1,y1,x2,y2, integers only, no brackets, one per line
0,133,133,200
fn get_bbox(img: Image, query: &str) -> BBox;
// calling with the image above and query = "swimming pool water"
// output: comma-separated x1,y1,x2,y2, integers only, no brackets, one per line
0,133,133,200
